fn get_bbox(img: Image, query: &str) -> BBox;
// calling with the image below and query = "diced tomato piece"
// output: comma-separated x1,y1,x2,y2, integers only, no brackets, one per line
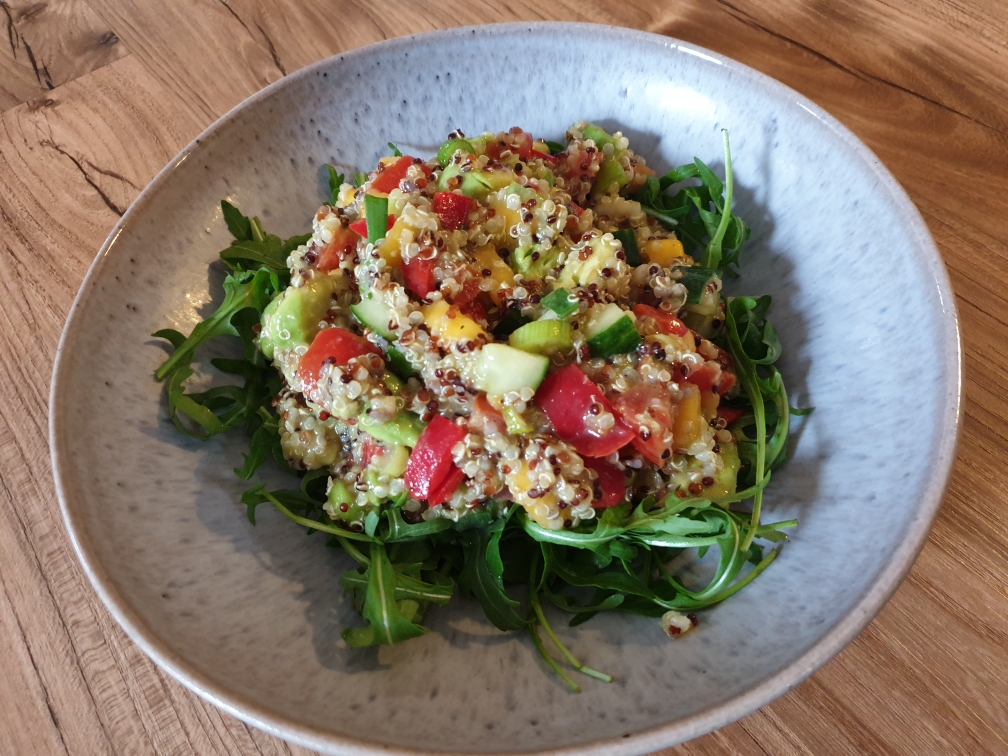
297,328,380,390
685,364,718,394
427,466,465,506
402,253,438,298
349,215,394,237
404,415,467,502
512,131,534,159
717,406,746,425
433,191,475,230
484,130,534,160
369,155,415,195
529,149,557,164
632,304,689,337
316,225,360,272
583,457,627,508
612,383,677,466
535,364,634,458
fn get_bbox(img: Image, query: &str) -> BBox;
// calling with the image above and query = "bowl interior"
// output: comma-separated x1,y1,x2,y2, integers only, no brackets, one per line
51,23,959,755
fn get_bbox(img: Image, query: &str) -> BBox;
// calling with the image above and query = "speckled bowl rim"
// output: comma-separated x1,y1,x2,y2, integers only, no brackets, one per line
50,21,962,756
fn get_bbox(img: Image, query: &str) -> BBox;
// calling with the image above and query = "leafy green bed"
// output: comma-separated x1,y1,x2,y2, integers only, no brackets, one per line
153,133,805,690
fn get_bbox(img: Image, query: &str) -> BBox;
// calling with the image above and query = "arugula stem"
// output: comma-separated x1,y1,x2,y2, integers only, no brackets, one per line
704,547,778,605
336,536,371,566
528,622,580,693
725,303,766,552
261,491,376,542
703,129,734,269
528,587,613,683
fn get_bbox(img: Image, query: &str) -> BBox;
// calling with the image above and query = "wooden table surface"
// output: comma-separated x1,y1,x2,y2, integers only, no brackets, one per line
1,1,1006,754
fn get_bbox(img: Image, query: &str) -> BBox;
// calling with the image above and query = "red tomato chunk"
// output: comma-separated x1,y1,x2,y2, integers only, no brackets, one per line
404,415,467,505
535,364,633,458
297,328,379,390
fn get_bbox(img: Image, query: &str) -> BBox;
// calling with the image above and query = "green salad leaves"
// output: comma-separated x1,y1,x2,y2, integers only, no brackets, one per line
153,145,806,690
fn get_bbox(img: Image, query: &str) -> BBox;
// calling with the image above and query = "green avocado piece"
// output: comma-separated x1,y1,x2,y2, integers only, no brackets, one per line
590,157,628,198
259,274,341,360
437,164,492,200
358,409,426,448
437,138,475,167
580,123,614,148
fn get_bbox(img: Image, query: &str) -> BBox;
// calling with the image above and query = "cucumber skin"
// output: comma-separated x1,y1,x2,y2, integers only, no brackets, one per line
350,291,396,339
541,287,579,318
468,344,549,396
508,320,573,356
587,315,642,359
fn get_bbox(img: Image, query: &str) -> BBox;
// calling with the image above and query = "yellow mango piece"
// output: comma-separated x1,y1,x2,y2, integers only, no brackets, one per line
472,244,515,305
422,300,487,344
642,238,685,267
673,384,703,449
485,194,523,248
701,389,720,420
375,217,412,268
507,461,569,530
706,441,741,501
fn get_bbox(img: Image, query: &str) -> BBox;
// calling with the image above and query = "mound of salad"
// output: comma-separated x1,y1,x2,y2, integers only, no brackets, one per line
154,122,804,690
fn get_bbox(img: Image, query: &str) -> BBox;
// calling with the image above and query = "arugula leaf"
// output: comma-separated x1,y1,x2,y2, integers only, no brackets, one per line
324,165,345,206
544,140,566,156
458,527,527,631
221,200,252,241
343,543,427,646
387,142,403,157
154,268,278,381
633,129,751,272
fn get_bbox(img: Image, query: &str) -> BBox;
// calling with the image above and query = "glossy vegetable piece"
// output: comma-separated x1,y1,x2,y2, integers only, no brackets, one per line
535,364,634,458
401,253,438,298
508,319,573,356
349,215,393,238
369,155,414,195
433,191,476,230
583,457,627,508
364,195,390,243
672,384,704,449
612,383,677,466
436,138,475,167
632,304,690,337
642,238,686,267
297,328,379,390
316,225,360,272
404,415,466,504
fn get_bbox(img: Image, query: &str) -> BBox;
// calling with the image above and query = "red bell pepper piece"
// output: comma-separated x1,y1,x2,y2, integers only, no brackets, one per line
349,215,393,237
369,155,415,195
583,457,627,508
535,364,633,458
316,225,360,272
632,304,689,337
404,415,467,503
433,191,475,230
297,328,379,390
529,149,557,163
402,254,438,298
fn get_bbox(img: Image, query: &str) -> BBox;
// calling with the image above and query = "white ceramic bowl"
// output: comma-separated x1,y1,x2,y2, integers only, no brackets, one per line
50,22,961,755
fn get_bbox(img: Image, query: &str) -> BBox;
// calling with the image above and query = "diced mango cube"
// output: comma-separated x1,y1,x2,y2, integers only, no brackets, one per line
673,384,703,449
422,300,487,344
642,238,685,267
472,244,515,305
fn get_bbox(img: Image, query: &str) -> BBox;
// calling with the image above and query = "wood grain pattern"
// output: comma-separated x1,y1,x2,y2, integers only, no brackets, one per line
0,1,1005,754
0,0,128,112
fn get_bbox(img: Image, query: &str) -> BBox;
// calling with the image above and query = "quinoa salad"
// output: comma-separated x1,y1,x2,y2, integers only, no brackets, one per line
154,122,803,688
